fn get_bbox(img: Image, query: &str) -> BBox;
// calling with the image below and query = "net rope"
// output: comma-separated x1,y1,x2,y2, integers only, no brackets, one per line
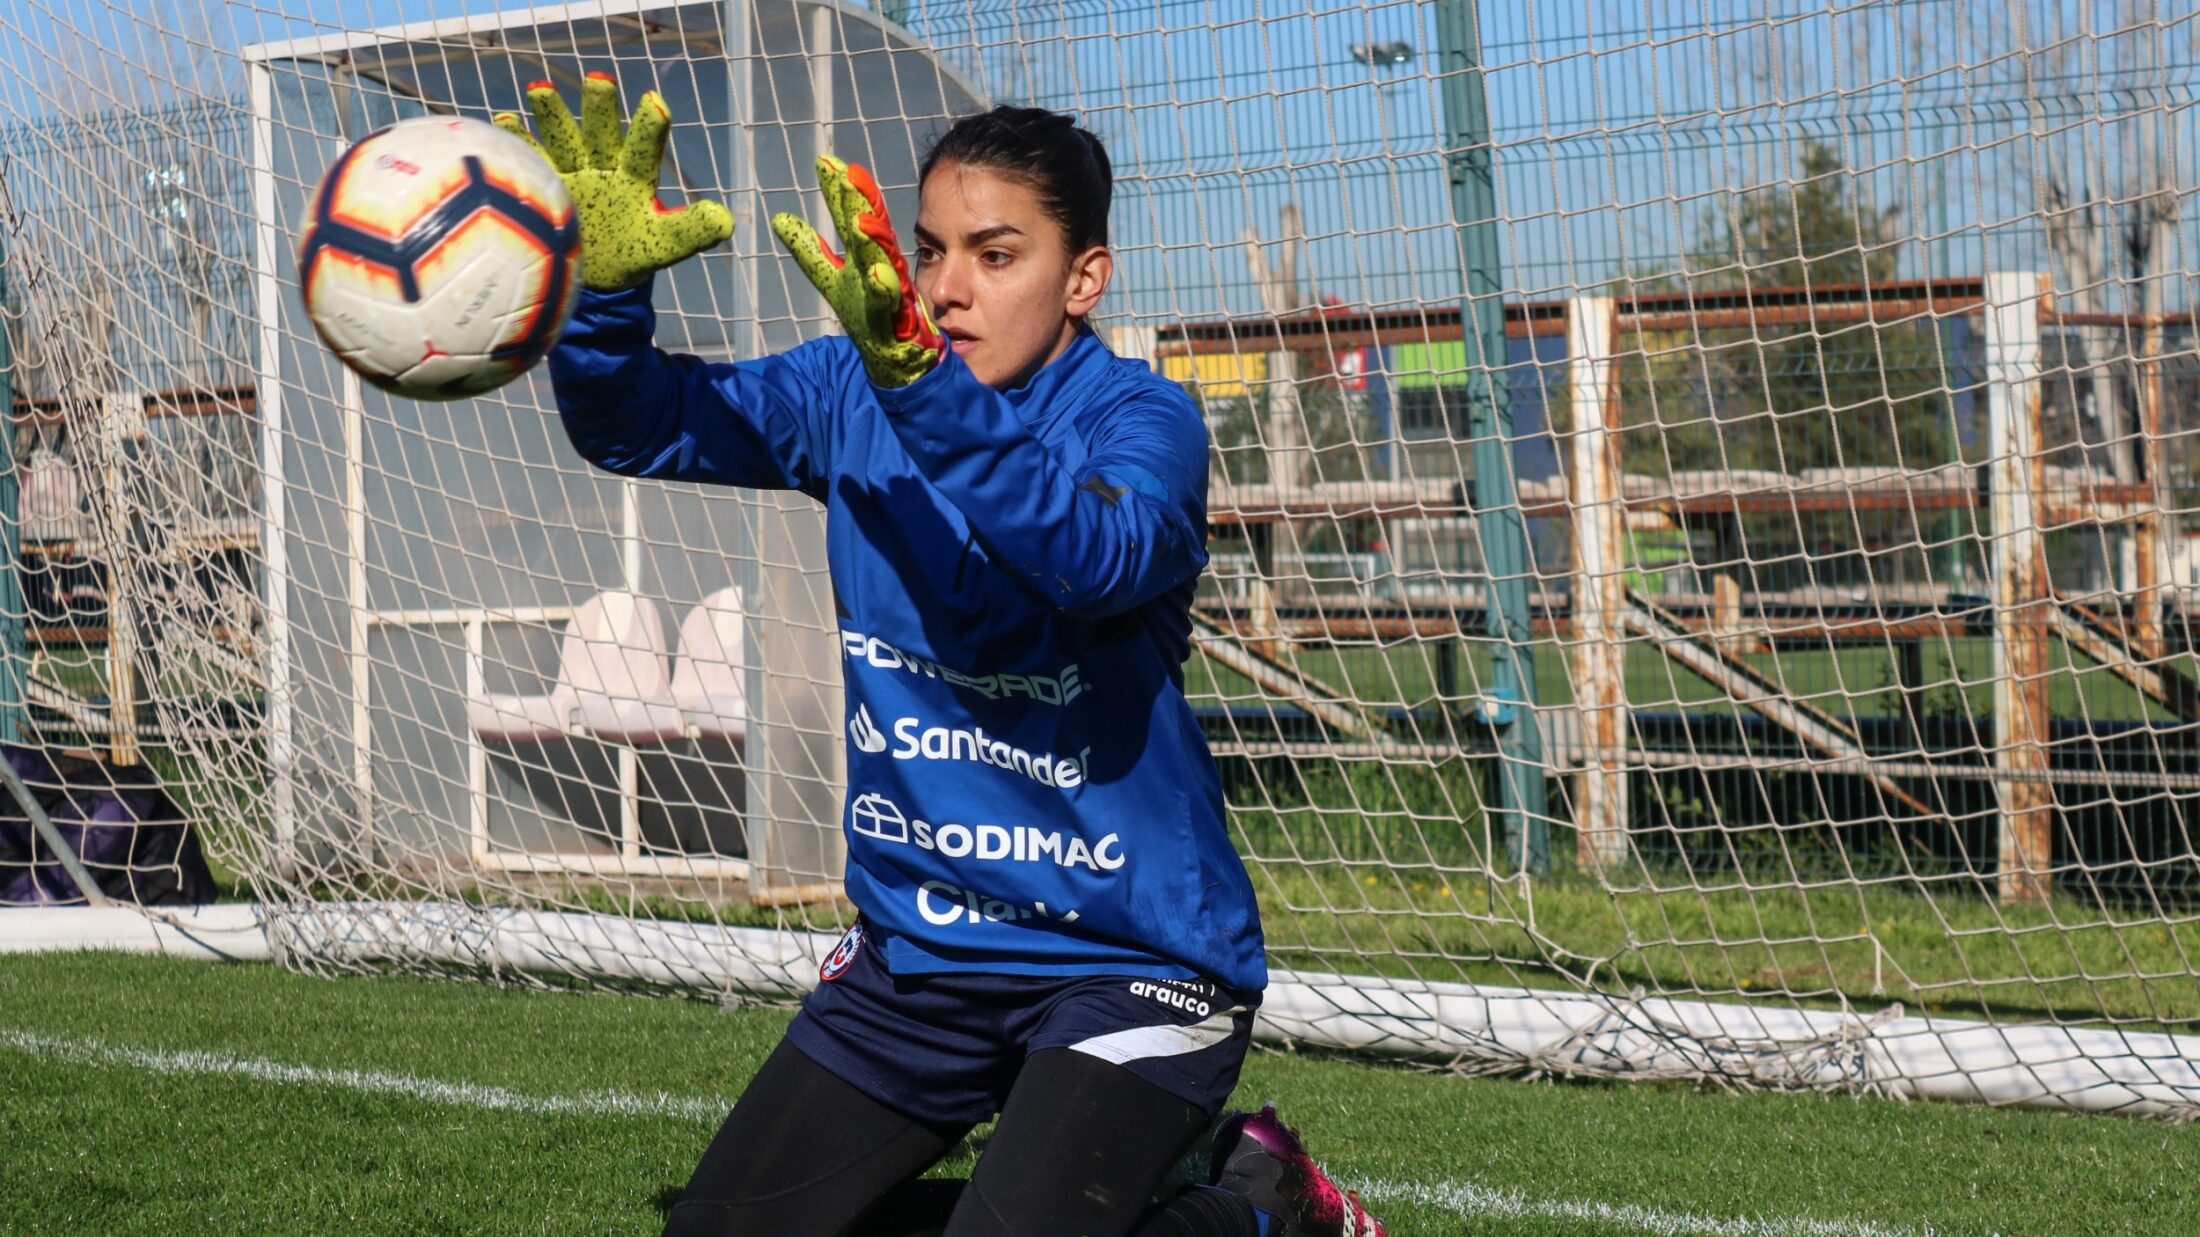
0,0,2194,1114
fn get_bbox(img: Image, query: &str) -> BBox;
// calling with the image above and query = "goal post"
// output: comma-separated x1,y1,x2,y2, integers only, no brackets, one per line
0,0,2196,1117
239,0,993,904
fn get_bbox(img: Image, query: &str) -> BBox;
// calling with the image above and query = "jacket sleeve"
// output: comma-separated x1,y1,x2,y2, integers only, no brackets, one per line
549,282,834,498
873,349,1209,619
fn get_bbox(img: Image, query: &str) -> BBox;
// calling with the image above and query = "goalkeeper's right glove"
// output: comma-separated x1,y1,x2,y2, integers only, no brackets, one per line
494,72,733,292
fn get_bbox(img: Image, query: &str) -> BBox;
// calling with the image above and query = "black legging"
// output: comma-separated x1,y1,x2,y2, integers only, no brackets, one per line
663,1037,1262,1237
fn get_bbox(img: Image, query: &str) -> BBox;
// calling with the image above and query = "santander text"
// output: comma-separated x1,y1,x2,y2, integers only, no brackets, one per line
891,716,1086,789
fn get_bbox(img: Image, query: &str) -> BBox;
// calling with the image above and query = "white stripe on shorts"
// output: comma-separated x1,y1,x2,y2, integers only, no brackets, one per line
1065,1007,1242,1065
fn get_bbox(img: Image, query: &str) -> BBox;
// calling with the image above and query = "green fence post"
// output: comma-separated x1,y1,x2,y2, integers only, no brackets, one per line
1436,0,1546,873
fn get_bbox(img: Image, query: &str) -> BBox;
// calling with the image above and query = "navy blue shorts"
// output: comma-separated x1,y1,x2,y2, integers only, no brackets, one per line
786,921,1259,1128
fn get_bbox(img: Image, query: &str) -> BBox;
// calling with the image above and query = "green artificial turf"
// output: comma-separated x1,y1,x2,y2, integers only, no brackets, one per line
3,951,2194,1235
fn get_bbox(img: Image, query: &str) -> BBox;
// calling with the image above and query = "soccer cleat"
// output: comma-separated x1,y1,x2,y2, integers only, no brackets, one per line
1209,1104,1386,1237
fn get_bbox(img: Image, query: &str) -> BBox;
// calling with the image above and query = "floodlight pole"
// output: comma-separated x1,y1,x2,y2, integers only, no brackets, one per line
1436,0,1547,873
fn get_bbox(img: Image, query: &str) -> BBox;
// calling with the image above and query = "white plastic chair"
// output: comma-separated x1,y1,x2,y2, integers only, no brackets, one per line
20,447,81,541
671,586,750,747
465,591,684,744
465,619,578,744
571,591,685,743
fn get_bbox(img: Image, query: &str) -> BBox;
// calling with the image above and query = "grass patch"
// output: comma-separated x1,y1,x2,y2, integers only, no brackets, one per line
1245,857,2200,1031
3,951,2197,1235
1188,636,2192,723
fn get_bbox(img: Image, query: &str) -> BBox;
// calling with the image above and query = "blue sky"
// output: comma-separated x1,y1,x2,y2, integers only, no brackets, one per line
1,0,2192,324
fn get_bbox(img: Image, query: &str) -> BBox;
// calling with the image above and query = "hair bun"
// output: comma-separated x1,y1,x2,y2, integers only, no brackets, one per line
1077,127,1112,181
920,106,1113,250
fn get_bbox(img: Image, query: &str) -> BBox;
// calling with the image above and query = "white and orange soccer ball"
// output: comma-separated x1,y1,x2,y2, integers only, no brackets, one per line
297,115,581,401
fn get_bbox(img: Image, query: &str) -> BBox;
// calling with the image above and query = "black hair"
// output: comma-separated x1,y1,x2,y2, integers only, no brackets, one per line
919,106,1111,252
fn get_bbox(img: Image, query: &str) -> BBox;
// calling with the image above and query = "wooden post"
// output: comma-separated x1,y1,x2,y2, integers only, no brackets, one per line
1712,571,1747,655
99,392,142,766
2134,313,2168,661
1242,210,1306,664
1985,272,2053,905
1897,637,1927,757
1244,524,1282,661
1567,296,1627,873
1244,206,1309,494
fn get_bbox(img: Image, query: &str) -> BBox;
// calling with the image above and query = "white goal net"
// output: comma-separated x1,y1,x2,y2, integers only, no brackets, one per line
1,0,2197,1114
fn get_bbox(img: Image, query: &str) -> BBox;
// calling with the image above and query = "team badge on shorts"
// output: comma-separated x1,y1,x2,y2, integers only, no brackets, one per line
820,922,866,982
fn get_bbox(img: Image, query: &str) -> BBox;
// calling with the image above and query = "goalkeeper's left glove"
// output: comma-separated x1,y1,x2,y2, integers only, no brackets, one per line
770,156,943,388
494,72,733,293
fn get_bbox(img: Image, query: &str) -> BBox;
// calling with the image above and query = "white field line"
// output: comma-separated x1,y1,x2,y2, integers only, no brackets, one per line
0,1028,729,1124
6,1027,1951,1237
1352,1178,1946,1237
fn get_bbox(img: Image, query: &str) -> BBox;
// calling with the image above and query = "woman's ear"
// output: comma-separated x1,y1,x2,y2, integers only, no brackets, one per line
1065,245,1113,319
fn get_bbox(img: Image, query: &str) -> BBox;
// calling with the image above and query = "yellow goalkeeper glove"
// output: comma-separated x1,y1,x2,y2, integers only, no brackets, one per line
494,73,733,293
770,156,943,388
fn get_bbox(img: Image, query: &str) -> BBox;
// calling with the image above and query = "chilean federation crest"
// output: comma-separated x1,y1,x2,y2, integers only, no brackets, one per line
820,922,866,982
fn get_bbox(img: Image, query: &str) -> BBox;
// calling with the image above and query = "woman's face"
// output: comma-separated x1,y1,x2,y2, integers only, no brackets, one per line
913,161,1111,390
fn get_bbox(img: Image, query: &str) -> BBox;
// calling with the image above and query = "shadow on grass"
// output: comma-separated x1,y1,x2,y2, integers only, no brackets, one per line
650,1183,685,1217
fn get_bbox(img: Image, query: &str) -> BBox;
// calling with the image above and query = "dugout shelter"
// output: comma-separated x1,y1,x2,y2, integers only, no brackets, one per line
245,0,987,899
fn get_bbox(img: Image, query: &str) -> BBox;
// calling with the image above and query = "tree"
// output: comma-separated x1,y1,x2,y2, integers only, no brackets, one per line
1976,0,2186,591
1704,141,1899,292
1618,141,1955,481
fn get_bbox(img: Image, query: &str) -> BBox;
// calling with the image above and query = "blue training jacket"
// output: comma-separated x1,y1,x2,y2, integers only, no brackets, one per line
550,284,1267,994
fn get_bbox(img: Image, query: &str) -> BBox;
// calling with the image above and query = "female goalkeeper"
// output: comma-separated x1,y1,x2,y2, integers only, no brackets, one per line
499,77,1383,1237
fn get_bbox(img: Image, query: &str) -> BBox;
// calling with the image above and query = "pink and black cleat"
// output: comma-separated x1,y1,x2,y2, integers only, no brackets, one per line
1208,1104,1386,1237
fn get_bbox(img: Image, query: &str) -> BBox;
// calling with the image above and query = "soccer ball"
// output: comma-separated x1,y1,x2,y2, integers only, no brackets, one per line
297,115,581,401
